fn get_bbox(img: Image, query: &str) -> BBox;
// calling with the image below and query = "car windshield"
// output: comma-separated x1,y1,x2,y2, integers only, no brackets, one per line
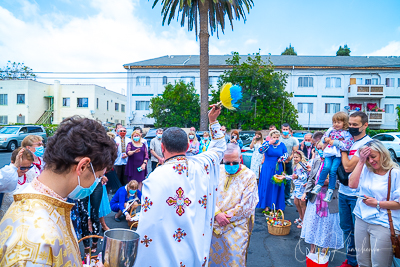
397,135,400,140
0,127,19,134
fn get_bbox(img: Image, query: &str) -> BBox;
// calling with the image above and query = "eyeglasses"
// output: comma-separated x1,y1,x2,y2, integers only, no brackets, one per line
223,162,240,165
119,130,126,132
20,164,34,171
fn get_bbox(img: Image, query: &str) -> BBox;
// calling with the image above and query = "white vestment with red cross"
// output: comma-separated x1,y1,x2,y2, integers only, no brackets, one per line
134,121,226,267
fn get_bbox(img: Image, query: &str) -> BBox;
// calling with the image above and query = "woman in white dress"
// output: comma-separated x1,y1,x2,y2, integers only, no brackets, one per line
250,131,264,179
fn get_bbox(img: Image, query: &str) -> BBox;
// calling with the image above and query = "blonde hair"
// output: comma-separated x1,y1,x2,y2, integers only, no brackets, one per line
359,140,399,172
188,131,198,144
21,135,43,147
315,140,323,149
332,111,349,130
131,130,141,140
107,132,115,139
269,130,280,138
203,131,209,137
293,150,307,164
127,180,139,190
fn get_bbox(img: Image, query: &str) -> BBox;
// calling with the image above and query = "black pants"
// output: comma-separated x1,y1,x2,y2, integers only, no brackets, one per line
284,161,293,201
151,161,158,172
78,182,103,247
114,165,127,186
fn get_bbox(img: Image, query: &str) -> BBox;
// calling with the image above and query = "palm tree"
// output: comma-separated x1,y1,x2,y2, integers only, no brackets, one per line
152,0,254,130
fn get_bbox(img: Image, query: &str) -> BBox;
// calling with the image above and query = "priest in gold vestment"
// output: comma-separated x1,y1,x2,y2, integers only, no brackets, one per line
209,144,259,267
0,116,117,267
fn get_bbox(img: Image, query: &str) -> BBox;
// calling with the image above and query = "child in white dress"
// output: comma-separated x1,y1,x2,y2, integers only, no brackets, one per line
292,150,308,228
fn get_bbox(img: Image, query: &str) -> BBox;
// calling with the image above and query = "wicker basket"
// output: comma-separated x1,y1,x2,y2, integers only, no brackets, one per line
267,209,291,236
127,204,139,229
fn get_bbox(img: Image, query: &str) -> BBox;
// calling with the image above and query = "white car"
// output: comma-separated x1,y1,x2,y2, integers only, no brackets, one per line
372,132,400,160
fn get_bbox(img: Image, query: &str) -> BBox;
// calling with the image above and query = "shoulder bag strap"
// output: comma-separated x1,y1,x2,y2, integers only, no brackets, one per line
387,169,396,238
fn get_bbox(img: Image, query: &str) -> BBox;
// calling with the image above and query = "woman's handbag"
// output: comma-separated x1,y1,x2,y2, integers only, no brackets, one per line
387,169,400,259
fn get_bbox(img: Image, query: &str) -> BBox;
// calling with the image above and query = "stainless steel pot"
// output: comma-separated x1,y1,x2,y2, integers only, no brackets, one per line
102,229,140,267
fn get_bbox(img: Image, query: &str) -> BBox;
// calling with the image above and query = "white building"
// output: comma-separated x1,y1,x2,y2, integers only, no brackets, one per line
124,55,400,129
0,80,126,125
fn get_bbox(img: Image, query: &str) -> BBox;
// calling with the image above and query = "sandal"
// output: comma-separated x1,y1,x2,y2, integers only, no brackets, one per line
91,242,98,253
294,218,302,224
114,215,121,222
297,222,303,229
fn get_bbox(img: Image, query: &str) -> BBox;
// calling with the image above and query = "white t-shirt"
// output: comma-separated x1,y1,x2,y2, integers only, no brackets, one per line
339,135,373,196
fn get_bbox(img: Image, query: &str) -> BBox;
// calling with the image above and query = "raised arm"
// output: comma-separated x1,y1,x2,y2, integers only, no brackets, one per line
348,146,370,188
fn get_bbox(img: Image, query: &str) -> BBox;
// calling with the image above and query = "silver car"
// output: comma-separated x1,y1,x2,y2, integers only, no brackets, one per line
372,132,400,160
0,125,48,151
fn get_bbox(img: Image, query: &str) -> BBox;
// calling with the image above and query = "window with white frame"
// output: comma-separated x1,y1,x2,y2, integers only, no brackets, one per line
386,78,395,87
115,103,119,111
365,79,371,85
298,77,313,87
136,76,150,86
326,77,341,88
17,94,25,104
209,76,219,86
17,115,25,124
356,78,362,84
77,98,88,108
63,98,70,107
366,78,379,85
180,76,195,86
0,94,8,105
121,120,125,125
162,76,168,85
398,78,400,87
297,103,313,113
121,104,125,112
136,101,150,110
385,104,394,113
325,103,340,113
0,116,7,124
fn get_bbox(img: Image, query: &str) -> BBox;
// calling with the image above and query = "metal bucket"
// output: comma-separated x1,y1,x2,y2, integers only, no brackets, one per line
102,229,140,267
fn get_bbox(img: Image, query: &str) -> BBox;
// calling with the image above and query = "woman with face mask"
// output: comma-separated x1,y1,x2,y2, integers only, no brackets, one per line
256,130,289,212
0,116,117,266
110,180,141,222
250,131,264,180
229,130,243,149
199,132,211,153
125,130,149,191
21,135,45,177
186,130,200,156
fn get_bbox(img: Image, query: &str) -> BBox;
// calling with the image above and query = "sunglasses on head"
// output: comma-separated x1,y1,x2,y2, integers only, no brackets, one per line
20,164,34,171
223,162,240,165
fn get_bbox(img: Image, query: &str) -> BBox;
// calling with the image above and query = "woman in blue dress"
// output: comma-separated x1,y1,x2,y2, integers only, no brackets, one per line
257,130,288,211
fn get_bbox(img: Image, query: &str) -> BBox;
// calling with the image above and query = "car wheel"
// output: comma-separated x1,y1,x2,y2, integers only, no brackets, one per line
7,141,17,152
389,149,397,162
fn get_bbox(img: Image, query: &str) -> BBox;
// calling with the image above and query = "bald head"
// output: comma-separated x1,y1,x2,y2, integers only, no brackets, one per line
223,143,241,162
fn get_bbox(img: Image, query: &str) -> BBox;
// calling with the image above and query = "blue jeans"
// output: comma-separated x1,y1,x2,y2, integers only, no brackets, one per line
317,156,341,190
339,193,358,267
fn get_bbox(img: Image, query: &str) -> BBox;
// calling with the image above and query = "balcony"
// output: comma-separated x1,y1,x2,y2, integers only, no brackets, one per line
348,85,385,99
367,111,385,125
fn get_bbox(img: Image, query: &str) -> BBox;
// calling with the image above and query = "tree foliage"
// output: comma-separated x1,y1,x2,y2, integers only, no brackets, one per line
0,61,36,80
281,44,297,55
211,52,301,130
147,81,200,128
336,44,351,56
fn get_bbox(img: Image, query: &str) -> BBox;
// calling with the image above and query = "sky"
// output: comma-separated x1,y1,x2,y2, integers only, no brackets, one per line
0,0,399,93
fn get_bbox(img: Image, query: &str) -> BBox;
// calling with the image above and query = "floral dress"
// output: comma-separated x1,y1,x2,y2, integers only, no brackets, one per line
250,143,263,179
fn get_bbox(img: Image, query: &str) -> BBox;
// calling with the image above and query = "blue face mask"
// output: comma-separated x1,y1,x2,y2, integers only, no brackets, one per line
133,137,140,142
318,149,324,158
157,134,162,139
305,141,312,147
203,137,209,141
129,189,136,196
274,139,279,144
34,146,44,157
225,164,240,175
68,163,101,200
282,131,289,136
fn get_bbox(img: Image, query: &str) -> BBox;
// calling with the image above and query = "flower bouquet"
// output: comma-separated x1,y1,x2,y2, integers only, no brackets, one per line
262,203,282,220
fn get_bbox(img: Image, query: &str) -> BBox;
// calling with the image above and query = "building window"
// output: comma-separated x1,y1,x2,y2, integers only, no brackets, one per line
121,104,125,112
115,119,119,124
298,103,313,113
17,115,25,124
325,103,340,113
136,101,150,110
366,78,379,85
162,76,168,85
386,78,395,87
136,76,151,86
365,79,371,85
62,98,70,107
77,98,88,108
385,104,394,113
121,120,125,126
398,78,400,87
326,77,341,88
180,76,196,86
107,101,109,111
115,103,119,111
0,94,8,105
298,77,313,87
17,94,25,104
209,76,219,86
0,115,7,124
356,78,362,84
96,98,99,109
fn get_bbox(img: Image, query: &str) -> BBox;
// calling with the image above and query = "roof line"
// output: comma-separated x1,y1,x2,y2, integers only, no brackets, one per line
124,65,400,70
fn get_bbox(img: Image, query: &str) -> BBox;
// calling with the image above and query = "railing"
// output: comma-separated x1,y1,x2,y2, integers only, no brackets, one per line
348,85,385,98
36,104,54,124
367,111,384,124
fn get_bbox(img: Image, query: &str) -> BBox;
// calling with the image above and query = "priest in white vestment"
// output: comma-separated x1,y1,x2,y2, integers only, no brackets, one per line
209,144,259,266
134,105,226,267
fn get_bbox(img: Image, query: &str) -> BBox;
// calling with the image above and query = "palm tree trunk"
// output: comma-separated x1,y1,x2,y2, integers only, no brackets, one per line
199,0,209,130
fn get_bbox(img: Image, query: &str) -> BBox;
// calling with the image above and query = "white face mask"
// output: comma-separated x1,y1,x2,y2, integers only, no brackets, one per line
67,162,101,200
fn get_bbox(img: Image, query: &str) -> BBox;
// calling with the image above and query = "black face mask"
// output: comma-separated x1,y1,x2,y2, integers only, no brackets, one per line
348,127,363,137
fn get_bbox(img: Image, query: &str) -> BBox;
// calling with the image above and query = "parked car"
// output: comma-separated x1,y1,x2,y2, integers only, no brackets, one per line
292,132,309,144
239,131,256,146
371,132,400,161
241,144,254,169
0,125,48,151
144,128,157,147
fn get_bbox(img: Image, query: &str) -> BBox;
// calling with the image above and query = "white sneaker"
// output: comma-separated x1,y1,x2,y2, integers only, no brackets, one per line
311,184,322,194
